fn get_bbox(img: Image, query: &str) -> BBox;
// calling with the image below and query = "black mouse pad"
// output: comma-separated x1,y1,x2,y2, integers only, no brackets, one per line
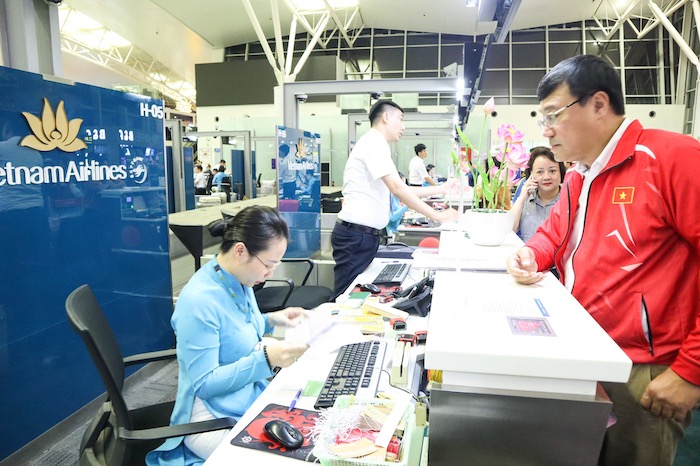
230,403,319,462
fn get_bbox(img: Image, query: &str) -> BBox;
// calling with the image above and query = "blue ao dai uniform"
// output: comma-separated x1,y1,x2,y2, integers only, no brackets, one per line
146,257,275,466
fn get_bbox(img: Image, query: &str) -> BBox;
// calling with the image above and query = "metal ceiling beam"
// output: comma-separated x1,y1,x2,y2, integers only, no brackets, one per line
347,112,455,146
647,0,699,70
283,77,461,127
241,0,283,83
58,6,194,111
594,0,640,40
592,0,691,40
60,37,194,110
493,0,522,44
240,0,365,85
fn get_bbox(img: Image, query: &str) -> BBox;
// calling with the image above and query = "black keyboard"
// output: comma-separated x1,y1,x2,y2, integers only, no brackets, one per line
314,341,387,409
372,263,410,286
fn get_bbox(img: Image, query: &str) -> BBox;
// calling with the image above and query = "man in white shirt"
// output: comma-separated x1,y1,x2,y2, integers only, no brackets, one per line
331,101,458,299
193,164,207,194
408,143,436,186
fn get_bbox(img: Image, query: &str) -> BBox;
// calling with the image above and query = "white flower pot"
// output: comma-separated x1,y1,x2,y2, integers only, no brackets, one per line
463,209,514,246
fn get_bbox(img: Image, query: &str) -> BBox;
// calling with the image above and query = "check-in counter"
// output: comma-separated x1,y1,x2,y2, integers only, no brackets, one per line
424,230,631,466
168,195,277,270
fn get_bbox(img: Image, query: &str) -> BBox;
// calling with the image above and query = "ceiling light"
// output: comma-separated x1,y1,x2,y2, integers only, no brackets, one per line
466,0,478,7
58,5,131,51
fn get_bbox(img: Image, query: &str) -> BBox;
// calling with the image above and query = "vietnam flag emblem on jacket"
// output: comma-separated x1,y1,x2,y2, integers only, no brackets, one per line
612,186,635,204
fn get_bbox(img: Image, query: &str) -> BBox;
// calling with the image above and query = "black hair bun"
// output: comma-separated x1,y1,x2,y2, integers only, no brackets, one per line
207,218,232,237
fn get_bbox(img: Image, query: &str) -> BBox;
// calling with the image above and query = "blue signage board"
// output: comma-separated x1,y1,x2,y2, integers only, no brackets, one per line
276,126,321,258
0,66,173,459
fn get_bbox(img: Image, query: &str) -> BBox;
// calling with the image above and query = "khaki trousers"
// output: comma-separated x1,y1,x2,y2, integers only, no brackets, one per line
599,364,692,466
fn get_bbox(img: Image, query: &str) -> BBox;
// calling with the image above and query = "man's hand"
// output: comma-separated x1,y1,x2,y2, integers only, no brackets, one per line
640,368,700,422
439,178,459,195
506,247,545,284
432,207,459,224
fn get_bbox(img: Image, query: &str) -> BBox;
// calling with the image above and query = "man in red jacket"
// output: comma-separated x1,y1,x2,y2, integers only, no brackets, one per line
506,55,700,465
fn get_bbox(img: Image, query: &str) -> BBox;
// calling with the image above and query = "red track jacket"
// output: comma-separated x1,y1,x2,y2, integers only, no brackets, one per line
527,120,700,385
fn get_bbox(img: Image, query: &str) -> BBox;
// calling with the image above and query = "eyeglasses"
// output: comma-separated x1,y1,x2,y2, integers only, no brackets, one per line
252,253,281,273
537,98,582,129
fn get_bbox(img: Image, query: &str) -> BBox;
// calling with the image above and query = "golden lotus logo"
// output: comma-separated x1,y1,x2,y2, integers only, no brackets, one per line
20,98,87,152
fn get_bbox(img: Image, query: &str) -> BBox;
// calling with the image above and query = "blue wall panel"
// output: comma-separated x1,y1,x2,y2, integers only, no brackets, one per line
0,66,173,459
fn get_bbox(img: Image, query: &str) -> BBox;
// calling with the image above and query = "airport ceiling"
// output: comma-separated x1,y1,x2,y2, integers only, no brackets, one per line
60,0,619,99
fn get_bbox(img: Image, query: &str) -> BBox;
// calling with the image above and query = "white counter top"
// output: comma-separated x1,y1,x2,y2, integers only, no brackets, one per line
168,195,277,227
424,231,631,396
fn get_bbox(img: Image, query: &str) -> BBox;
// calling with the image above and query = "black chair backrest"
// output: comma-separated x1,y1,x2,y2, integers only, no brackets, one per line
205,173,214,194
65,284,133,430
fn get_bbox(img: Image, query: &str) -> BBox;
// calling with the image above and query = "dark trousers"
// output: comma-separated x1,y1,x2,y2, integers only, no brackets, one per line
331,222,379,300
282,181,296,199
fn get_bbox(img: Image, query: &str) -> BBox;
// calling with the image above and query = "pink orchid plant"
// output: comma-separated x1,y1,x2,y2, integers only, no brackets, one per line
452,97,529,211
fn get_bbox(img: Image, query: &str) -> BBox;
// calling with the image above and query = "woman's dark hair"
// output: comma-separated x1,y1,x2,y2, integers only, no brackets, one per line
426,164,435,172
220,206,289,255
525,146,565,183
537,55,625,116
369,100,403,126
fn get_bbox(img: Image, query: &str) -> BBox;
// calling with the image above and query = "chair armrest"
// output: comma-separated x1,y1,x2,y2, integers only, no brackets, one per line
123,349,177,367
281,258,314,285
81,402,112,451
118,417,237,442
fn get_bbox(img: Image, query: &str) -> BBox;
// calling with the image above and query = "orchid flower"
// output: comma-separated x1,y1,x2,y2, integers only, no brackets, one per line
454,97,531,211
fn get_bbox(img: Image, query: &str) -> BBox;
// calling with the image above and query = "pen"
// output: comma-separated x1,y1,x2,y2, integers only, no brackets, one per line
288,388,302,412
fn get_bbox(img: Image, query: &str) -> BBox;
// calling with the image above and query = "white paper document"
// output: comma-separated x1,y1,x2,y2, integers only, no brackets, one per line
284,311,334,345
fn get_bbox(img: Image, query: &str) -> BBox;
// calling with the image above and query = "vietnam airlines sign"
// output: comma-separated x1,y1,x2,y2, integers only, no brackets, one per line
0,98,148,186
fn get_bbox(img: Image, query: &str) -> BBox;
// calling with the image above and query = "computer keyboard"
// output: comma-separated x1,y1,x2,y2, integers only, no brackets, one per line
314,340,387,409
372,262,410,286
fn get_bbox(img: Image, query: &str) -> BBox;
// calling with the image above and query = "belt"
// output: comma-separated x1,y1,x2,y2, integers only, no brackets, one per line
336,219,381,236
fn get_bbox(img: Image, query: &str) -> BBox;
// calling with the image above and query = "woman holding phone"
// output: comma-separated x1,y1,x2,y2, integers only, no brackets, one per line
511,147,566,242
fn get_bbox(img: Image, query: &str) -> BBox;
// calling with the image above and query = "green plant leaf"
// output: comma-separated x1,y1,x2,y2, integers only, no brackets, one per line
456,125,474,150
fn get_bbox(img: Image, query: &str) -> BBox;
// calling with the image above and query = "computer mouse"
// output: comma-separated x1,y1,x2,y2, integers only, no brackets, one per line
264,420,304,449
360,283,381,294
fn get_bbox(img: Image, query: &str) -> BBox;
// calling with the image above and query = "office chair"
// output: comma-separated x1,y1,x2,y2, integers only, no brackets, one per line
254,258,332,312
204,218,331,312
65,284,236,466
220,175,232,202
